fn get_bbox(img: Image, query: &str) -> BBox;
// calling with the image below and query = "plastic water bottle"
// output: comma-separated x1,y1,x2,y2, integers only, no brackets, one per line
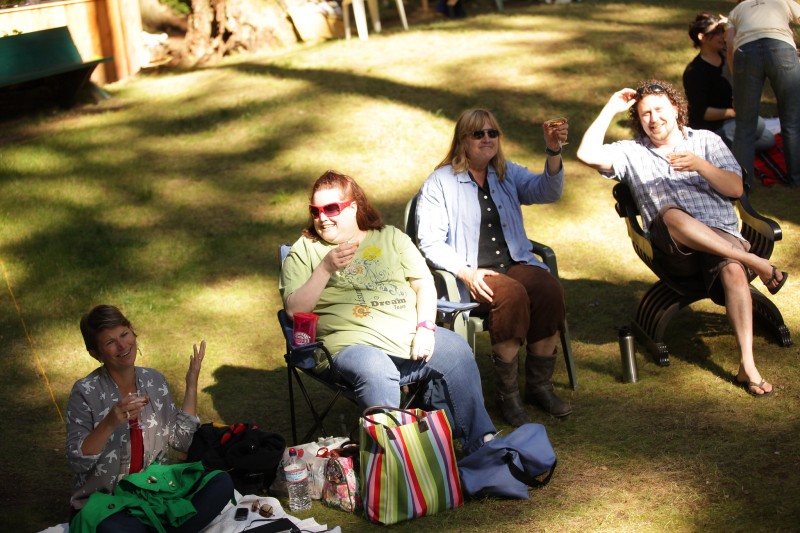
284,447,312,511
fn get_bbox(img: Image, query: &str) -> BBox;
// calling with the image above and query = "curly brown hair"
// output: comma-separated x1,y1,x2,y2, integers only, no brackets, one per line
302,170,385,241
628,79,688,140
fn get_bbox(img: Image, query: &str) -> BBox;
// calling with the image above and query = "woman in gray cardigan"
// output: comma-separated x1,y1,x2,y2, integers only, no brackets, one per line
66,304,232,531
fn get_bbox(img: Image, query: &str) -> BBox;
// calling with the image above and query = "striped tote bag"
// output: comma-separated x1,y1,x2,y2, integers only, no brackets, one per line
359,406,463,525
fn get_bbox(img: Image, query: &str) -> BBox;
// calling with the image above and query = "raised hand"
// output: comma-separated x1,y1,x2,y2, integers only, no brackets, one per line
609,88,638,114
186,339,205,387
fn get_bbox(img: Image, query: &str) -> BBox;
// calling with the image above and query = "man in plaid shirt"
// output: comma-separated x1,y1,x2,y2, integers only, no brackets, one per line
577,79,787,398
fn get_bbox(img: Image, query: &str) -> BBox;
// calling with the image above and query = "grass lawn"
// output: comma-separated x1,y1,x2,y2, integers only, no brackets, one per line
1,0,799,531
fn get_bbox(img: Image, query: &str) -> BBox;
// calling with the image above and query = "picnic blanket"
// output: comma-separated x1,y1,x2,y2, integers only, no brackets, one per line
38,492,340,533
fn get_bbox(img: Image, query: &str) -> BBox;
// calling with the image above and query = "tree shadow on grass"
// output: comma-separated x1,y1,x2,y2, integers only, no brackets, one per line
0,383,74,530
204,364,361,445
544,389,800,528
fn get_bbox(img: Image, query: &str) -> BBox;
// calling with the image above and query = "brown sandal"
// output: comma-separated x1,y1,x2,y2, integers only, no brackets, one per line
764,266,788,295
737,378,774,398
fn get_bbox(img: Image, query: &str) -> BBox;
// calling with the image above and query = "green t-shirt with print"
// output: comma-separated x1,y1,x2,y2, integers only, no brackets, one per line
280,226,432,368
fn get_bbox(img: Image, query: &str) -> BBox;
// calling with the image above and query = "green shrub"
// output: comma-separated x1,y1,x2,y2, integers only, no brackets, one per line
159,0,191,16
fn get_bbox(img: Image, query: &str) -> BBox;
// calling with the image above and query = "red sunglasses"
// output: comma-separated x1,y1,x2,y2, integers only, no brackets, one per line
309,199,354,219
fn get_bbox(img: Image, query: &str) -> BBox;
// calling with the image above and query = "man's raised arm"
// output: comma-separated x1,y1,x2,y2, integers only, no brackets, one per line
577,89,638,172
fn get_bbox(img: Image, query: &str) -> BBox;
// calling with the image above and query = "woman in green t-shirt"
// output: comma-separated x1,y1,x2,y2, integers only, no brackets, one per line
280,170,496,454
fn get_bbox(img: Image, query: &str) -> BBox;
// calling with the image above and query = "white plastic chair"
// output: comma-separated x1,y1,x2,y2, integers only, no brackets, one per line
342,0,409,40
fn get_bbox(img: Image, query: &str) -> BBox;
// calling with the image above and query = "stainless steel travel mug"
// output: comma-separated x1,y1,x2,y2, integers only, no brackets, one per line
618,326,638,383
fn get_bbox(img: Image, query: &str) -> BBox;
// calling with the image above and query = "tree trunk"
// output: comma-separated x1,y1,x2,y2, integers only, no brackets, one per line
185,0,246,64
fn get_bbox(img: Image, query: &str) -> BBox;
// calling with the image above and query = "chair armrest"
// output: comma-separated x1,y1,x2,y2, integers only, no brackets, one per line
432,268,461,302
287,341,335,371
436,298,479,327
736,195,781,260
613,182,655,268
435,299,479,313
278,309,336,371
431,240,563,294
530,240,558,279
429,269,478,328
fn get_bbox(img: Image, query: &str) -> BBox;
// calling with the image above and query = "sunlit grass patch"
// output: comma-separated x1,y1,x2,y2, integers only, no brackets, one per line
2,1,799,531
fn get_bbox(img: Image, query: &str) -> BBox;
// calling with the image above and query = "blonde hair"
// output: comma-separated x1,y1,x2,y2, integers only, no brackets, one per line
436,109,508,182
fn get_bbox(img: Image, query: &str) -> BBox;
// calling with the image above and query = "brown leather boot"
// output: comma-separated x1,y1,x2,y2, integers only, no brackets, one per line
525,354,572,417
492,355,531,427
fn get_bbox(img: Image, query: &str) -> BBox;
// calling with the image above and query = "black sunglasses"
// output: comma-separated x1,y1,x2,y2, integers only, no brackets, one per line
635,84,667,99
471,129,500,140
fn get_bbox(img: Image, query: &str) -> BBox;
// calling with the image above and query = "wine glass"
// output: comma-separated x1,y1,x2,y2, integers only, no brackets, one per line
667,148,688,173
544,117,569,147
126,391,149,429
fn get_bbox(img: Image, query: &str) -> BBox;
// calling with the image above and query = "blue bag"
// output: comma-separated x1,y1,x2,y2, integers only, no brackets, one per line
457,423,556,499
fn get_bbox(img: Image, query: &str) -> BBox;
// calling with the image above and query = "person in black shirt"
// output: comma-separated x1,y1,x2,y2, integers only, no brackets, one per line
682,12,775,152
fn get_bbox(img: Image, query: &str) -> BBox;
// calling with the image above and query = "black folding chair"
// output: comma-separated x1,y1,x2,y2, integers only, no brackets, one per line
279,244,428,444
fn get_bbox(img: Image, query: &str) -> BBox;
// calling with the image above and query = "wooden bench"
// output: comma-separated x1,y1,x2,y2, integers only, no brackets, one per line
0,26,112,109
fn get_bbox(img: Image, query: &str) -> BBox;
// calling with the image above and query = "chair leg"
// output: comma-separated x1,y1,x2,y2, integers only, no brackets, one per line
343,2,352,40
395,0,409,30
400,382,423,409
750,286,794,347
631,282,792,369
450,310,470,344
290,366,345,444
560,320,578,390
288,366,298,445
366,0,381,33
631,320,670,367
634,281,701,367
352,0,370,40
467,318,479,358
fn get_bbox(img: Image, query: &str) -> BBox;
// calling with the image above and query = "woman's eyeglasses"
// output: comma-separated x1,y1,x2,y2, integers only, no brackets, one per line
309,200,354,219
635,84,667,99
471,129,500,140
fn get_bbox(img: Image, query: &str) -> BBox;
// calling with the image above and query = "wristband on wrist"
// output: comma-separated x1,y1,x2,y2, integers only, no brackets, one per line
417,320,437,332
545,146,562,156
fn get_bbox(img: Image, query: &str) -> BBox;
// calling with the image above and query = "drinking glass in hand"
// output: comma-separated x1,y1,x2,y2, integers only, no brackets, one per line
126,391,149,429
544,117,568,147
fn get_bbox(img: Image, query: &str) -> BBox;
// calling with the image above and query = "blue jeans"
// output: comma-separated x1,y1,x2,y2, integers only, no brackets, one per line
330,328,496,455
716,116,775,153
732,38,800,186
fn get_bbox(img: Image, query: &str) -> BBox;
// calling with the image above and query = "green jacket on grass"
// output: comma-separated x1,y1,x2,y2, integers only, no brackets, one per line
70,461,231,533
